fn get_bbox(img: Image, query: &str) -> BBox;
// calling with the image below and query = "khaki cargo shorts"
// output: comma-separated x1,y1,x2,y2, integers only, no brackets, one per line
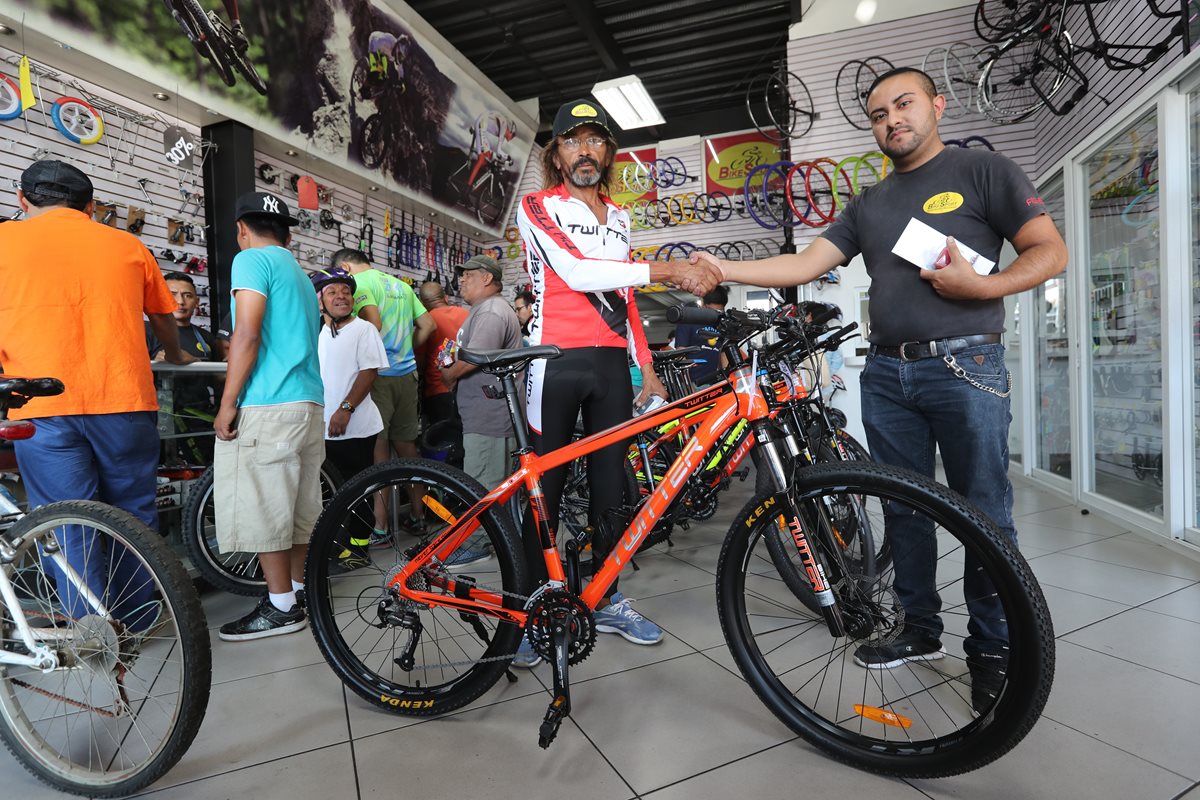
213,402,325,553
371,371,420,442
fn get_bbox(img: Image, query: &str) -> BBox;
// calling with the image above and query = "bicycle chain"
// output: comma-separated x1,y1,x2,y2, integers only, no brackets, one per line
8,608,129,717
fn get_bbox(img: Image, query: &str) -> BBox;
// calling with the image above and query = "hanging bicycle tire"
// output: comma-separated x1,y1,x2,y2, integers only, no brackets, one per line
835,57,893,131
0,501,210,797
0,75,21,121
977,33,1070,123
173,0,237,88
306,459,528,715
717,462,1054,778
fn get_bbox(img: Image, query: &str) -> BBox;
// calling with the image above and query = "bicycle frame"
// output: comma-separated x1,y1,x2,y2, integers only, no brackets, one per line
388,367,772,622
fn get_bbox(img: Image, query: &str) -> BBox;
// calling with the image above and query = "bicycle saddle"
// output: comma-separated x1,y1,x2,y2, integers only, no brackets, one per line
458,345,561,373
0,377,65,398
652,346,703,365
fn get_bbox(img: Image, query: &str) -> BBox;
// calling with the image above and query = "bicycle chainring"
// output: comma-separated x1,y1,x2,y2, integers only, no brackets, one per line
525,590,596,666
686,487,719,521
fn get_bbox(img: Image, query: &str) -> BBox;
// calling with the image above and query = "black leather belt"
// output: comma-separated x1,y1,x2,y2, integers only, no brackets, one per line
872,333,1002,361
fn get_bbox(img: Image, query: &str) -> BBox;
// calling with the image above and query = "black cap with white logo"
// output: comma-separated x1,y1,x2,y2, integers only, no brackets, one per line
552,99,613,138
234,191,299,226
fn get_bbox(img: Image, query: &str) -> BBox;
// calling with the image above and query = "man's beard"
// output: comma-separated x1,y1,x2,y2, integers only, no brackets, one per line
566,156,602,187
879,126,925,160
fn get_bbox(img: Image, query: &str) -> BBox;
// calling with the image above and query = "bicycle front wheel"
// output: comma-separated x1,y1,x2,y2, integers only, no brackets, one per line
717,462,1053,778
0,501,210,797
306,459,528,716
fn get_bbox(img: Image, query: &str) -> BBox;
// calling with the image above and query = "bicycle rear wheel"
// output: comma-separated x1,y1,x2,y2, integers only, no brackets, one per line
182,461,341,596
718,462,1053,777
0,501,210,797
359,114,386,170
306,459,527,715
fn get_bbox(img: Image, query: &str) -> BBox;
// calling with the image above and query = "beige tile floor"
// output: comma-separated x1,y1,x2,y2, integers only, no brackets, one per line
4,475,1199,799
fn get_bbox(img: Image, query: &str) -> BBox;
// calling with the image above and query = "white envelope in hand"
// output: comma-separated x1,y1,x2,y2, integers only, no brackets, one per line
891,217,996,276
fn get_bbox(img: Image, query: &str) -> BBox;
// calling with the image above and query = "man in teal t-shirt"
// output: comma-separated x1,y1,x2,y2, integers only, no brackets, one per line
334,248,434,533
214,192,324,642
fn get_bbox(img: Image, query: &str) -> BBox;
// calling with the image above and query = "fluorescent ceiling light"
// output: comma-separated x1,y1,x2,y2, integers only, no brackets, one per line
592,75,664,130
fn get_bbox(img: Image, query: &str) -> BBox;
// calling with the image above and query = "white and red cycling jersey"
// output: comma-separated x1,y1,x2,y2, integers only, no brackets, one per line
516,184,653,366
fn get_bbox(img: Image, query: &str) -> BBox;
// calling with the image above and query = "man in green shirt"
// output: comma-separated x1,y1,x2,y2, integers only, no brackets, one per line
332,248,435,534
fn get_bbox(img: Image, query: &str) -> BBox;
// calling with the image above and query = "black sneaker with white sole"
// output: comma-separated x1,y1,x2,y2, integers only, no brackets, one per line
853,626,945,669
968,651,1008,716
218,596,306,642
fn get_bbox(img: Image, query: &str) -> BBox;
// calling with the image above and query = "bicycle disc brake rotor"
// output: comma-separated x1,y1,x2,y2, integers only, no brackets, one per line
526,590,596,665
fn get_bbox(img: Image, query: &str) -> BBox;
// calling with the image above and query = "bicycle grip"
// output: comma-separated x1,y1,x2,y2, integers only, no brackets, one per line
666,305,722,326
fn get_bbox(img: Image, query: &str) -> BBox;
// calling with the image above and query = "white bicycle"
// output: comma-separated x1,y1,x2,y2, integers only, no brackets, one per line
0,377,210,797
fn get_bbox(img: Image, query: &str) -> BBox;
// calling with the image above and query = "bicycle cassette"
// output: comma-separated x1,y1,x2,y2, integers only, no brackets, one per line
526,590,596,666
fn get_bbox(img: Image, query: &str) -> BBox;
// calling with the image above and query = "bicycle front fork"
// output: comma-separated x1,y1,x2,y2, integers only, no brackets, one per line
753,421,847,638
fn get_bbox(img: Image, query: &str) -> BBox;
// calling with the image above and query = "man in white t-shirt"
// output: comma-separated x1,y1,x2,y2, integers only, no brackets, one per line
310,267,389,573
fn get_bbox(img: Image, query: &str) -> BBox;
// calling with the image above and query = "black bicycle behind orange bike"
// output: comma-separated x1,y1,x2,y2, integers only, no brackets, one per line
162,0,267,95
303,304,1054,778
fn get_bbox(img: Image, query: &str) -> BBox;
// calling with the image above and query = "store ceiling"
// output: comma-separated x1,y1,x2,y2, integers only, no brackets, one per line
407,0,800,146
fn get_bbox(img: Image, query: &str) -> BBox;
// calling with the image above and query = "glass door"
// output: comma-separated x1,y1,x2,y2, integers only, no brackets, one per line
1084,110,1162,517
1033,174,1071,478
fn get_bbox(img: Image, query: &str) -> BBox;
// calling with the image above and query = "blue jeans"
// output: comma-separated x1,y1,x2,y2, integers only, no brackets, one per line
860,344,1015,662
13,412,160,630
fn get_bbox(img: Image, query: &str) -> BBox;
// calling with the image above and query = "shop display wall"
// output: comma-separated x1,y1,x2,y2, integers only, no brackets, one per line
0,44,211,325
250,149,482,305
1033,1,1188,176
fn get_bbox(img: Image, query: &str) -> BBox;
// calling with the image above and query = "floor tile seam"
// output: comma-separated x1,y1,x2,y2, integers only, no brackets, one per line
1046,544,1200,581
633,580,719,604
1054,639,1200,688
1169,779,1200,800
519,648,707,692
348,681,553,741
1039,713,1199,782
1013,517,1128,537
209,657,330,687
128,740,352,797
558,713,643,799
1052,603,1144,639
342,684,363,800
1011,501,1075,515
1034,578,1138,607
1032,551,1200,582
633,737,802,798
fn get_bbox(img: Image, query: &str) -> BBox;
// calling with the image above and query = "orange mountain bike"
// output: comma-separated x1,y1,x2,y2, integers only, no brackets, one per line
304,306,1054,778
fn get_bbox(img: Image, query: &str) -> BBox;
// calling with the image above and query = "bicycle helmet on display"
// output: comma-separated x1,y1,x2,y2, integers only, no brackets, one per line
309,266,357,294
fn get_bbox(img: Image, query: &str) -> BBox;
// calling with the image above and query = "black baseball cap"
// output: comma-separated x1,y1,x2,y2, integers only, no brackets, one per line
234,191,299,226
21,159,93,204
552,99,613,139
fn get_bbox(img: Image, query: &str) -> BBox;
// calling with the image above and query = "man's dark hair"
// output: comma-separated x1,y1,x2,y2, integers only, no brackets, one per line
865,67,939,108
515,289,535,306
163,271,195,288
239,214,291,245
703,286,729,307
23,190,90,213
331,247,371,268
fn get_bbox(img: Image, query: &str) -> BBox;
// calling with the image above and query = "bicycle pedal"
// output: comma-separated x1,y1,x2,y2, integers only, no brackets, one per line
733,468,750,481
538,696,569,749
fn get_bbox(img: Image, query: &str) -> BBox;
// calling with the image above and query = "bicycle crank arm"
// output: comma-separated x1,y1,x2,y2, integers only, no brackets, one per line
539,621,574,748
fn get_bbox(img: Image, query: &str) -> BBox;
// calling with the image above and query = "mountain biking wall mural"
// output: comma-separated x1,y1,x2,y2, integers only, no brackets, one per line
13,0,536,233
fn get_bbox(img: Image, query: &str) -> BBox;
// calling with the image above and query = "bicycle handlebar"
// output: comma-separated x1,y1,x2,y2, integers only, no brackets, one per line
665,305,722,326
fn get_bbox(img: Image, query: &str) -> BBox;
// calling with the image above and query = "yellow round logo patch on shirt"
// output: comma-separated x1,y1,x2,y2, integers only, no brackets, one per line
923,191,964,214
571,103,598,117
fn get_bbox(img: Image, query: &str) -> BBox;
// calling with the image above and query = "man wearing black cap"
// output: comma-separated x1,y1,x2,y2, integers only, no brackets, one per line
511,100,722,661
0,159,192,628
213,191,325,641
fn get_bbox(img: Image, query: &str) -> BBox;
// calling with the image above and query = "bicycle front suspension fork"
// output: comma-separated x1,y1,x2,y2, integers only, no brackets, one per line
753,420,846,638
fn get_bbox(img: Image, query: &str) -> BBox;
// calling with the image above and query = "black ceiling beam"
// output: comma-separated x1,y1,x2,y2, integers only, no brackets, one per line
561,0,632,75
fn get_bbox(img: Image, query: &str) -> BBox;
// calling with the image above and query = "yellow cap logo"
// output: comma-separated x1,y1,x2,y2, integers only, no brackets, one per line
923,191,964,214
571,103,598,117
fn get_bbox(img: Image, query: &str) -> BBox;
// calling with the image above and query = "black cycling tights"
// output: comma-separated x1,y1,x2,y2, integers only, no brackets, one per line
524,347,633,596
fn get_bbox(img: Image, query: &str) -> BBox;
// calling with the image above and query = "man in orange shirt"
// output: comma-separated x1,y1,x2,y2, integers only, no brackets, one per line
416,280,467,431
0,159,192,624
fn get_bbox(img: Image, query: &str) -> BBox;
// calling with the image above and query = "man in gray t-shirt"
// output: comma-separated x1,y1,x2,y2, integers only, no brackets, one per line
440,254,521,487
687,67,1067,717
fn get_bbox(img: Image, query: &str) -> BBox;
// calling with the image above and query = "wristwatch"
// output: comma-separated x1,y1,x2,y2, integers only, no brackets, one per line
339,401,355,414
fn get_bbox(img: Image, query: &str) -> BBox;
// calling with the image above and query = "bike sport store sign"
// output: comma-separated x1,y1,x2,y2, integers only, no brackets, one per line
703,131,780,195
12,0,537,234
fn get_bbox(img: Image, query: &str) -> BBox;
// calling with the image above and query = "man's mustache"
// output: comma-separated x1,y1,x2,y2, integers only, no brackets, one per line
572,156,600,171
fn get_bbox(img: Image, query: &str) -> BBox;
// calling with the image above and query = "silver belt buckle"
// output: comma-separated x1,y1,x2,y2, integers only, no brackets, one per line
899,340,936,362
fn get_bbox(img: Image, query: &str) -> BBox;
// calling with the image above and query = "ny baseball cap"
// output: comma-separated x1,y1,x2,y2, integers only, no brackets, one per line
455,253,502,282
552,99,613,138
234,191,299,226
21,160,93,204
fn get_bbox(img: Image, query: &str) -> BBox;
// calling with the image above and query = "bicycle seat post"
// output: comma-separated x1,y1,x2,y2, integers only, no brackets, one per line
500,372,531,454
